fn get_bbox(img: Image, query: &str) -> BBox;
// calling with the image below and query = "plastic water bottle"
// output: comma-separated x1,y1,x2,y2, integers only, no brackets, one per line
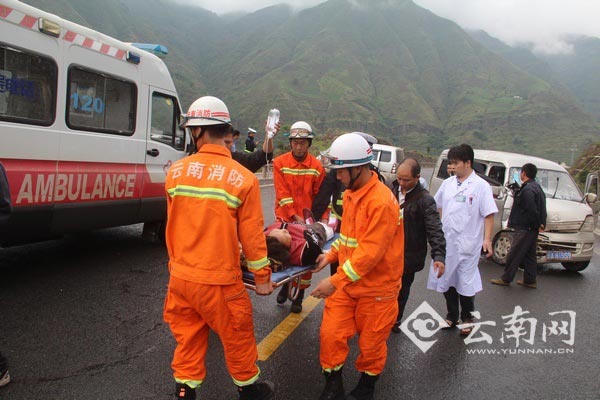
266,108,280,139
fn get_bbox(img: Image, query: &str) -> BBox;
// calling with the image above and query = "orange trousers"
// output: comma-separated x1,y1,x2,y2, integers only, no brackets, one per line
163,276,260,386
320,288,398,375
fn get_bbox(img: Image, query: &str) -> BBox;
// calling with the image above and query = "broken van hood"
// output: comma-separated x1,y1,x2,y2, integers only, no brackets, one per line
545,198,592,227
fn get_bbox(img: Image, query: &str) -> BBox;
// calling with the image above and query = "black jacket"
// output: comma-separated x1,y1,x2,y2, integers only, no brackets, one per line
311,165,384,223
392,181,446,273
0,163,12,225
508,179,547,231
245,137,257,152
232,149,273,173
312,169,344,220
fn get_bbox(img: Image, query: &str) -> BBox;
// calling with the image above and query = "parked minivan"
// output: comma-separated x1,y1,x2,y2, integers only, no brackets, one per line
371,143,405,187
0,0,189,245
429,149,595,272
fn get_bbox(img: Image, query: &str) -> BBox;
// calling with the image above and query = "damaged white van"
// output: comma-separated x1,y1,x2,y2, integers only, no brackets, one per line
0,0,188,245
430,149,595,272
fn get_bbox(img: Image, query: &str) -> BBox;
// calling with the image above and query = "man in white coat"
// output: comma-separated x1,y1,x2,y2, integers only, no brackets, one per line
427,144,497,336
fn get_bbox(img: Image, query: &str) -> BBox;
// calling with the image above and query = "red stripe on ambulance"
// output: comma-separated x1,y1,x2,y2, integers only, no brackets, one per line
3,159,165,206
0,6,12,18
19,14,36,28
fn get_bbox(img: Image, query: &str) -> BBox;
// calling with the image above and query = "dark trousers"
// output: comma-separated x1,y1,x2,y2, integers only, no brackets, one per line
395,272,416,323
502,229,538,284
444,287,475,322
0,351,7,372
329,261,339,276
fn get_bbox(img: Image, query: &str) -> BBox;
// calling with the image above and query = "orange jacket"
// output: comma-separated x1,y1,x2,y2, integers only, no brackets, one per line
327,172,404,296
273,152,325,222
165,144,271,285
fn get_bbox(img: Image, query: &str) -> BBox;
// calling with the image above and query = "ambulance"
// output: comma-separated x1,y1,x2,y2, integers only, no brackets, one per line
0,0,190,245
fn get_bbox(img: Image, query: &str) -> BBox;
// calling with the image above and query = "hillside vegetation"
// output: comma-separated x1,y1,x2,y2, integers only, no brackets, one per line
22,0,600,163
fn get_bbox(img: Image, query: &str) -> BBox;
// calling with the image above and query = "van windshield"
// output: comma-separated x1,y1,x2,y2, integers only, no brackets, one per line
509,167,583,202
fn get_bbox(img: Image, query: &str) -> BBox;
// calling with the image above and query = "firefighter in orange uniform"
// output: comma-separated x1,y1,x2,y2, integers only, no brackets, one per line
272,121,326,313
312,133,404,400
163,96,275,400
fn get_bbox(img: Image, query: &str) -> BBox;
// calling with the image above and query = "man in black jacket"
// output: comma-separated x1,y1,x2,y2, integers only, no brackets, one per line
391,158,446,333
224,123,279,173
491,163,547,289
0,162,11,387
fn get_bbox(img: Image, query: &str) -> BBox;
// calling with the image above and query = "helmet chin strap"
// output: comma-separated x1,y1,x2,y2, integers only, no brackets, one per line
346,166,362,190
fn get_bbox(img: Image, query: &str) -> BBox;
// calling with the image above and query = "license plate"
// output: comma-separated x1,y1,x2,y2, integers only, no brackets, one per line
547,251,572,260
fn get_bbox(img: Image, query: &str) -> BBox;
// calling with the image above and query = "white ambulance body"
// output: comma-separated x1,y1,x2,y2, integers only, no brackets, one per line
0,0,189,245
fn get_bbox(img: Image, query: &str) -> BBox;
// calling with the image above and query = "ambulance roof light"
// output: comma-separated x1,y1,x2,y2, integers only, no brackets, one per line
129,43,169,58
126,51,141,64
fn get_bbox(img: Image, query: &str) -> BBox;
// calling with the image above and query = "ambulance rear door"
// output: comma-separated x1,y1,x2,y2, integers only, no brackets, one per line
0,15,61,245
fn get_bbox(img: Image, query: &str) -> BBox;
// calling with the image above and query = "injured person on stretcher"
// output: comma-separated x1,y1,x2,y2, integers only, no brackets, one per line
241,221,334,313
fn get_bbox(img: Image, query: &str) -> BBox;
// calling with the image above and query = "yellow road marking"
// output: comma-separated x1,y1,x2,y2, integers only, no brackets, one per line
257,296,322,361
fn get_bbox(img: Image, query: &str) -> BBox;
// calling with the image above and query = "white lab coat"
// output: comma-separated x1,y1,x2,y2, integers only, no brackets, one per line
427,171,498,296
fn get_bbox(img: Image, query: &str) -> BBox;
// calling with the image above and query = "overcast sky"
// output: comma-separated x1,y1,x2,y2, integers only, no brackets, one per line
185,0,600,54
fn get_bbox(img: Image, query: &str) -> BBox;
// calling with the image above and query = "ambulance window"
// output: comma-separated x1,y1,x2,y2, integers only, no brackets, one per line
67,66,136,135
0,44,57,125
151,93,184,150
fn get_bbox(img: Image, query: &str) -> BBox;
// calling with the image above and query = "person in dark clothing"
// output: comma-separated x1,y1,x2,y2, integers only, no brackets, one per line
245,128,258,152
391,158,446,333
225,123,279,173
0,162,11,387
491,163,547,289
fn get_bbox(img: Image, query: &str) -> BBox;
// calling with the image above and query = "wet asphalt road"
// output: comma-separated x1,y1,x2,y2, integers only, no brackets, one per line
0,180,599,400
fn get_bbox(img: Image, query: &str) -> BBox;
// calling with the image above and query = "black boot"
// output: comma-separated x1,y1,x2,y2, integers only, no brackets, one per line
346,373,379,400
290,289,304,313
238,380,275,400
276,283,289,304
318,368,344,400
175,383,196,399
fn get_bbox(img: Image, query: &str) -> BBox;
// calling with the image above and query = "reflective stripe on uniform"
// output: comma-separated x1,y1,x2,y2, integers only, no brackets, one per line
233,369,260,387
339,233,358,248
247,256,270,271
175,378,203,389
342,259,360,282
280,167,321,177
322,364,344,373
167,185,242,208
279,197,294,207
331,239,340,251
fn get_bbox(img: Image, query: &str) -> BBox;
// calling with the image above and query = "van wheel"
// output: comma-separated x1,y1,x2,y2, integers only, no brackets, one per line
492,231,512,265
561,261,590,272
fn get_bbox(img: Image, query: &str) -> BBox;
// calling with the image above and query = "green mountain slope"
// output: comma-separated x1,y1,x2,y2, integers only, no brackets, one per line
539,36,600,123
21,0,600,163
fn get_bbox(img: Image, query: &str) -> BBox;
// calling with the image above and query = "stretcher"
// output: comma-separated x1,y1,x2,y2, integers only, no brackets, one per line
243,234,338,300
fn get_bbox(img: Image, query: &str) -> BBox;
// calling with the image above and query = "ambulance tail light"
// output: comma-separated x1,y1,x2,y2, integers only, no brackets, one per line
38,18,61,37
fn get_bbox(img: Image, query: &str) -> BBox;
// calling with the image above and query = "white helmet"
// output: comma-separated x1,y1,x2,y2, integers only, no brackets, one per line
181,96,231,127
352,132,377,146
322,133,373,169
288,121,314,139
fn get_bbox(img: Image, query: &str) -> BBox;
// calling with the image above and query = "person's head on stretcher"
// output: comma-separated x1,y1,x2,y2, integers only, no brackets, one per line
266,229,292,271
